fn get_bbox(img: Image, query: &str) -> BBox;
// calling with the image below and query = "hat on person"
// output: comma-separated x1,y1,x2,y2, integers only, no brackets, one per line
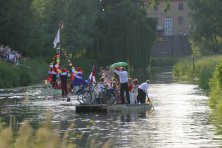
62,68,68,72
146,80,150,84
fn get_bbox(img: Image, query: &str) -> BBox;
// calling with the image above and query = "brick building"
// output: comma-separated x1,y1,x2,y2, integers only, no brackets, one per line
147,0,192,57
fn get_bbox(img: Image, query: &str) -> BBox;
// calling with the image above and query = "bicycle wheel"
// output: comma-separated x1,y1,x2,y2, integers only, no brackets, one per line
103,93,115,105
77,90,92,104
106,90,118,105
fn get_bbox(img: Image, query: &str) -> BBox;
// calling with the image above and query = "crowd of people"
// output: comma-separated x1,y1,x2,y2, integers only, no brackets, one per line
98,66,150,104
47,64,150,104
0,44,22,65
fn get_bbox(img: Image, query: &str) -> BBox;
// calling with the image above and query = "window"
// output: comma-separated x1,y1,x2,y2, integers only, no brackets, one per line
165,17,173,36
178,3,183,11
178,16,184,25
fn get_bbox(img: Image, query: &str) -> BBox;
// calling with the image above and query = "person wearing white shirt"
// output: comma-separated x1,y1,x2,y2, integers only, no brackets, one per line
137,80,150,103
114,67,130,104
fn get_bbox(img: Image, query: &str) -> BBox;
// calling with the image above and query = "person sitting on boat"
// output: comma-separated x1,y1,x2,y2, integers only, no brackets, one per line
137,80,150,104
111,77,119,89
113,67,130,104
60,68,69,97
97,77,108,93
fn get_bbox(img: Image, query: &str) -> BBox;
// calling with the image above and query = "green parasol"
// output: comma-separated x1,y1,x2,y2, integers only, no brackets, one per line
116,62,128,67
110,63,118,70
110,62,128,70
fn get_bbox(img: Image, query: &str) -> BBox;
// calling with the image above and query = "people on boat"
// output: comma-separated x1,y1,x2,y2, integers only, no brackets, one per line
128,78,134,104
60,68,69,97
111,77,119,89
113,67,130,104
97,77,107,93
137,80,150,104
48,64,59,89
72,70,86,94
132,78,138,104
99,66,112,88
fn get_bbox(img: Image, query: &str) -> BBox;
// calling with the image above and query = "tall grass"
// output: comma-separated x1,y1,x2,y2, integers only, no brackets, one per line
151,57,179,67
0,112,110,148
173,56,222,91
0,59,48,88
209,61,222,111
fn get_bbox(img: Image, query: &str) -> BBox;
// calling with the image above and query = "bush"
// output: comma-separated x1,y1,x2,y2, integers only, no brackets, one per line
0,59,48,88
0,62,19,88
151,57,179,67
209,60,222,110
173,56,221,91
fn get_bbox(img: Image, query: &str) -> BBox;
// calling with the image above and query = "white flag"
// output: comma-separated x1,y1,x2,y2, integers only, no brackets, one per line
53,29,60,48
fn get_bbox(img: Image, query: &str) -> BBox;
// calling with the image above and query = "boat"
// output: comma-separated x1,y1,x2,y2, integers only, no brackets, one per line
75,103,152,113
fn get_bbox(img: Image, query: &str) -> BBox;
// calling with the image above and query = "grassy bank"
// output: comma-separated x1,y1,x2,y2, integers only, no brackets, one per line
173,55,222,110
0,59,48,88
209,61,222,111
173,56,221,91
0,56,97,88
151,57,179,67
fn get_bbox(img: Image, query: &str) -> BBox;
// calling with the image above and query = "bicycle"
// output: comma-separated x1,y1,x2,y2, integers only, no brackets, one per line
91,85,119,105
76,83,92,104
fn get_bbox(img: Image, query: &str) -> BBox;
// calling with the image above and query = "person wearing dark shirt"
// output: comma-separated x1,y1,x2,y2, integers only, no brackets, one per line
60,68,69,97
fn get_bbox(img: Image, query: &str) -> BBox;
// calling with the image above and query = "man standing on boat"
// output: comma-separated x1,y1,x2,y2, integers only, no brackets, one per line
114,67,130,104
137,80,150,103
60,68,69,97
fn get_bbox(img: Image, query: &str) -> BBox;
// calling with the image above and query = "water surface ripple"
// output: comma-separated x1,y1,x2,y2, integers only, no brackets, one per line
0,83,222,147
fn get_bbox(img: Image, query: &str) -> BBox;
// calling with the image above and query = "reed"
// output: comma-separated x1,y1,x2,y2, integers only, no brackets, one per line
151,57,179,67
209,60,222,110
0,59,48,88
0,112,110,148
173,56,221,91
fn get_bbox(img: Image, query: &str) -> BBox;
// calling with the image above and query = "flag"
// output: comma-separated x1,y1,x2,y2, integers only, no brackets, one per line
53,29,60,48
88,65,96,84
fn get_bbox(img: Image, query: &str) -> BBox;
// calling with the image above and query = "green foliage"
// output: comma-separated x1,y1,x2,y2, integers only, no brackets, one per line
151,57,179,67
0,0,156,88
91,0,155,68
189,0,222,55
209,60,222,110
173,57,194,80
0,59,48,88
0,62,19,88
173,56,221,91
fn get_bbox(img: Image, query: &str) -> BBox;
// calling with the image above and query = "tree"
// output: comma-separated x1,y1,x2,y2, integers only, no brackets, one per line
189,0,222,55
90,0,155,69
0,0,33,54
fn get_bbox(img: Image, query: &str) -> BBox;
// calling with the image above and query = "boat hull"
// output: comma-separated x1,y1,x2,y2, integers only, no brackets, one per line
76,104,152,113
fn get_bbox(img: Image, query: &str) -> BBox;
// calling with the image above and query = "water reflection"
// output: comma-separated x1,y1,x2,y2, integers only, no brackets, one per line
0,68,221,147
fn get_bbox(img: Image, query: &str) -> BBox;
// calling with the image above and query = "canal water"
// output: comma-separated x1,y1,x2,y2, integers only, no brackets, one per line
0,67,222,147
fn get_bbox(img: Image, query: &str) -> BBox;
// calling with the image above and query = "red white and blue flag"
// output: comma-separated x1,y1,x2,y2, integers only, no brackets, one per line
88,65,96,84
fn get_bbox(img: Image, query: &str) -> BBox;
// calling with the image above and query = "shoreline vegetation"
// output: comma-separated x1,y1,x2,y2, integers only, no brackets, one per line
0,59,48,88
0,56,96,89
0,112,110,148
173,55,222,111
